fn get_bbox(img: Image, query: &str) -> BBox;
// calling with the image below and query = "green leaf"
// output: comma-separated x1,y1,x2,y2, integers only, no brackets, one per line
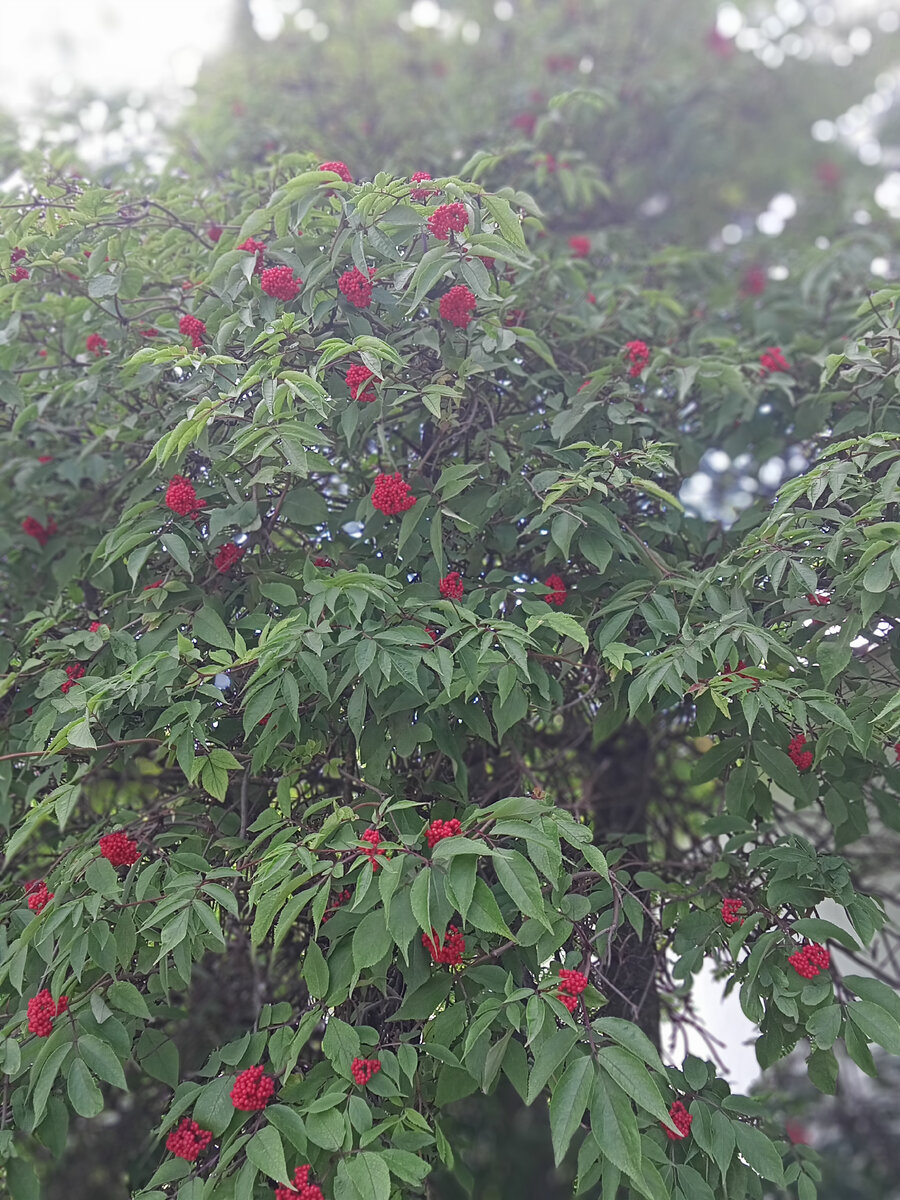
733,1122,785,1186
791,918,858,950
595,1046,672,1127
193,605,234,651
589,1076,643,1182
806,1004,842,1050
79,1034,128,1091
7,1159,40,1200
844,974,900,1025
246,1125,290,1185
526,611,588,652
467,877,514,938
390,974,453,1021
303,939,329,999
66,1059,104,1118
193,1074,237,1136
846,1000,900,1053
160,531,193,577
493,850,550,929
526,1028,579,1105
107,979,151,1019
549,1053,593,1166
345,1152,391,1200
481,193,527,250
352,906,393,970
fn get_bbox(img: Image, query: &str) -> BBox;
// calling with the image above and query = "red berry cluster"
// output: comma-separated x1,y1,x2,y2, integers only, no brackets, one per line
569,235,590,258
428,202,468,240
422,925,466,966
346,363,376,401
788,733,813,772
27,990,67,1037
788,942,830,979
261,266,301,300
556,968,588,1013
664,1100,693,1140
275,1165,323,1200
86,333,108,357
806,592,830,606
322,887,351,924
439,285,477,329
22,516,57,546
741,266,767,296
214,543,245,573
512,112,537,135
338,265,375,308
165,475,199,516
237,237,266,273
11,266,29,282
61,663,86,695
144,580,163,590
166,1117,213,1162
351,1057,381,1086
360,828,387,871
27,881,53,913
313,556,332,568
425,818,461,848
721,897,744,926
544,574,567,606
439,571,464,600
230,1064,275,1110
89,620,102,632
760,346,790,375
372,472,416,515
179,314,207,348
208,224,223,242
623,340,650,377
99,831,141,867
410,171,436,202
10,247,26,263
503,307,526,327
319,160,353,182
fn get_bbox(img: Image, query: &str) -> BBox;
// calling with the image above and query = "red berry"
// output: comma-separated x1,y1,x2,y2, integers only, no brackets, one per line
741,266,767,296
359,827,387,871
427,202,468,240
322,887,352,923
208,225,223,242
439,285,477,329
230,1064,275,1110
179,314,207,348
260,265,301,300
760,346,791,376
86,333,108,357
346,363,376,401
166,1116,214,1162
10,247,26,263
350,1057,382,1086
165,475,199,517
410,171,436,202
319,160,353,183
22,517,57,547
11,266,29,282
27,881,53,913
569,235,590,258
60,662,86,694
664,1100,693,1140
512,112,537,135
439,571,464,600
371,472,416,516
424,818,461,848
237,238,266,274
214,542,245,573
313,556,332,568
275,1165,324,1200
27,990,59,1037
558,968,588,996
787,733,813,772
98,831,141,867
338,266,375,308
544,574,567,606
422,925,465,966
721,897,744,926
623,340,650,377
